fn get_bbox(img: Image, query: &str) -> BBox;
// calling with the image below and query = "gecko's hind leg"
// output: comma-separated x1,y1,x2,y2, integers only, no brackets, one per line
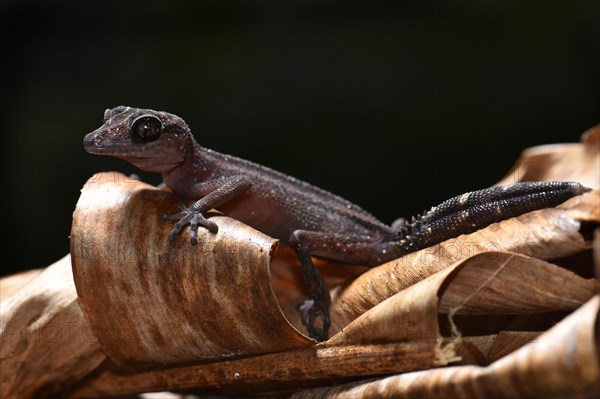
289,230,388,341
288,239,331,342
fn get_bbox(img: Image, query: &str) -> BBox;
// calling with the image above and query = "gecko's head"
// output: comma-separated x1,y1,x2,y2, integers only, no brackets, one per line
83,106,193,173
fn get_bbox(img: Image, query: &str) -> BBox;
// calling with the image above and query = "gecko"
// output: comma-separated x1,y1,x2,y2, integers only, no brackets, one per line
83,106,590,341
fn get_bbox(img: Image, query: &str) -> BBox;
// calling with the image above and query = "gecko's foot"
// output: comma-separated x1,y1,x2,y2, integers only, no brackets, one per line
298,299,330,342
162,202,218,245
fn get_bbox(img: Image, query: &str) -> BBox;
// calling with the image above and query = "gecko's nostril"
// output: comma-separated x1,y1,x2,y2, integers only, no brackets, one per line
83,134,92,148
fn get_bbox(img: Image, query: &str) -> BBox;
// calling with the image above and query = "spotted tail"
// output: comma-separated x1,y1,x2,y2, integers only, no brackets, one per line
396,181,590,253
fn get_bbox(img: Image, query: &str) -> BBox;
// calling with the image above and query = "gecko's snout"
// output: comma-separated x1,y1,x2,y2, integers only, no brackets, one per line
83,131,98,153
83,128,113,154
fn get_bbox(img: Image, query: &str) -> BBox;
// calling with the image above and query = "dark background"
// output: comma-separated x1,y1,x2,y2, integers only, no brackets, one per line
2,1,599,275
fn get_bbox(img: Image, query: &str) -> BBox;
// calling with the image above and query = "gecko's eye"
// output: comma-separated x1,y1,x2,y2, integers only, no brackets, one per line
132,116,162,141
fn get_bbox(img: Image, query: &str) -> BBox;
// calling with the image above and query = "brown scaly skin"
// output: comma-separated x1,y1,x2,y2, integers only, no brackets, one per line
84,106,591,341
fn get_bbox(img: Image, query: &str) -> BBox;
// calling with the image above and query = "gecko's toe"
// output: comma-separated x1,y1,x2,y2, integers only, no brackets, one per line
298,299,330,342
168,225,183,241
189,213,218,234
167,215,192,240
162,204,218,244
189,226,199,245
162,213,181,222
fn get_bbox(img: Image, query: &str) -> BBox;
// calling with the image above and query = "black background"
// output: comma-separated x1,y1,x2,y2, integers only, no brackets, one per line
2,1,599,275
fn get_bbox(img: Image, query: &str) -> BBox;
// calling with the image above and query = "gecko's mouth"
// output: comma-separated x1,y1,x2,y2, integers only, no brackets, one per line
83,130,136,156
84,130,181,173
84,134,152,159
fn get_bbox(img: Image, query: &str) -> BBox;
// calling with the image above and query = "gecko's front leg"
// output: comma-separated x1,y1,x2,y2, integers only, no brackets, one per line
162,175,252,245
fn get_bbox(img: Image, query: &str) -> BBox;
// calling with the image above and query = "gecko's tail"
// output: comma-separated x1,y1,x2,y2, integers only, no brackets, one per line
396,181,591,254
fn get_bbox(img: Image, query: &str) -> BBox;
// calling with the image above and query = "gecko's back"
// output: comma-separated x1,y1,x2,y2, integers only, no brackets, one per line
165,143,394,243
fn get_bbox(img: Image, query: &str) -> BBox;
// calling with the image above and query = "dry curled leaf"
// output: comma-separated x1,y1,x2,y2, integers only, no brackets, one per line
436,251,597,315
64,248,596,397
70,172,312,368
0,256,104,399
286,296,600,399
0,269,42,299
498,123,600,188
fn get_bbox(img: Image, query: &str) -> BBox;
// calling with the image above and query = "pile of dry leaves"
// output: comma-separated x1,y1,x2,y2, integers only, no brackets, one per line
1,125,598,398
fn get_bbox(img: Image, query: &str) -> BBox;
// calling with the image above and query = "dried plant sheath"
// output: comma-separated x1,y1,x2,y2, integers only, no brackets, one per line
70,172,312,368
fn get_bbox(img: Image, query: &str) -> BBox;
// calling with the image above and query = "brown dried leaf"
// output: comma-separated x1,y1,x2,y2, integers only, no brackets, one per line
437,252,597,315
69,249,595,397
65,339,443,398
562,189,600,224
497,124,600,188
70,172,312,368
0,255,105,399
458,331,542,365
287,296,600,399
328,251,594,351
69,274,454,396
28,248,596,398
0,269,42,299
